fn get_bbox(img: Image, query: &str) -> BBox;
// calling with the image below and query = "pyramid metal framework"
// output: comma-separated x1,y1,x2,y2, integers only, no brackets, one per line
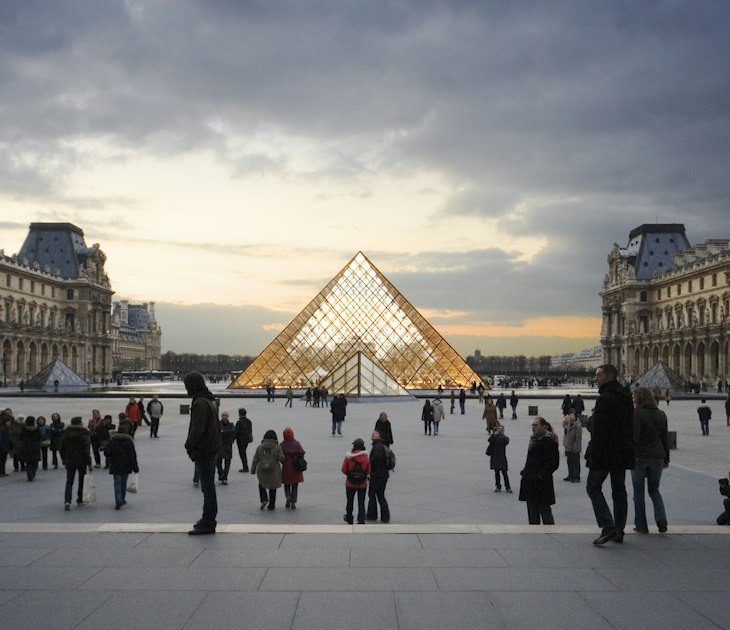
229,252,484,392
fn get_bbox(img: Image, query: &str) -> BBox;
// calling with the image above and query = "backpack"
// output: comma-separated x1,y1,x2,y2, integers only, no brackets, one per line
383,445,396,471
259,447,275,471
346,459,367,484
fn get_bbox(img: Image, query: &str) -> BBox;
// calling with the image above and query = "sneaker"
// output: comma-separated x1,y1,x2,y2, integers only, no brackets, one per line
193,482,199,487
260,502,268,510
343,514,353,524
494,487,501,492
506,488,513,493
221,479,228,485
64,503,70,511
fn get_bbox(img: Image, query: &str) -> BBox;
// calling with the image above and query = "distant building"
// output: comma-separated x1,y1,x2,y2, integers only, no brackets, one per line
600,223,729,383
111,301,162,372
0,223,114,384
550,345,603,370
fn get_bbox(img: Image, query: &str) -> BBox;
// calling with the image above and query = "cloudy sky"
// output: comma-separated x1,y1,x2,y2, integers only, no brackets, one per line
1,1,728,357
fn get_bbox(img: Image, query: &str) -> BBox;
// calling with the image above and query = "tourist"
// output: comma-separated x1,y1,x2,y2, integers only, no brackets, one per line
19,416,41,481
0,415,11,476
216,410,235,485
313,385,321,407
99,415,115,468
664,388,672,406
251,429,285,510
330,393,347,436
561,394,572,416
487,424,511,493
146,394,164,438
496,393,507,419
281,427,305,509
36,416,50,470
697,399,712,436
482,397,498,434
137,396,150,427
509,390,519,419
519,417,558,523
586,364,634,545
49,412,65,469
717,472,730,525
562,409,582,483
10,413,24,472
284,386,293,408
234,408,253,472
421,399,434,436
366,430,390,522
458,387,466,415
477,383,485,403
725,393,730,427
450,389,456,414
104,423,139,509
59,417,91,510
342,438,370,524
88,409,102,468
374,411,394,447
432,397,445,435
183,371,221,535
320,386,329,407
631,387,669,534
572,394,585,418
125,397,141,437
305,387,312,407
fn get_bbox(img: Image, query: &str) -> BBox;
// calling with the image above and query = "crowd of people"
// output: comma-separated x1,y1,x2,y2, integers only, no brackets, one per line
3,366,729,539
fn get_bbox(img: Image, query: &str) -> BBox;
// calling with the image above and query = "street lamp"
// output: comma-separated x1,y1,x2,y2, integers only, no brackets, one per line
1,354,7,388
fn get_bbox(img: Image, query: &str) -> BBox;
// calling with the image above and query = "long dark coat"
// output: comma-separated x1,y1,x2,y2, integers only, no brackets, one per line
585,380,634,470
487,433,509,470
518,432,559,505
19,425,41,464
104,433,139,475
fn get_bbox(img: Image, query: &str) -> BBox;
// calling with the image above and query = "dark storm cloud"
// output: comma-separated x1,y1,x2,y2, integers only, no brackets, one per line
2,0,729,353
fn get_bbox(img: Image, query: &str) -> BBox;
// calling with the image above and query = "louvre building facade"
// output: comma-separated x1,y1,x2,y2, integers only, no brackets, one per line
0,223,114,384
600,223,730,384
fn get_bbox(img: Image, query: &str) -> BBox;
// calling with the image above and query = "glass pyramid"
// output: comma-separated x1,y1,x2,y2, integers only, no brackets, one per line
228,252,485,392
321,351,411,397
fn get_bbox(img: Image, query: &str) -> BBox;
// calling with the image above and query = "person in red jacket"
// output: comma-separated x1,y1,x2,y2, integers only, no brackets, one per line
125,397,141,437
341,438,370,524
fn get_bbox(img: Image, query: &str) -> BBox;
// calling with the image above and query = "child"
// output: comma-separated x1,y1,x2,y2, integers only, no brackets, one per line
486,424,511,493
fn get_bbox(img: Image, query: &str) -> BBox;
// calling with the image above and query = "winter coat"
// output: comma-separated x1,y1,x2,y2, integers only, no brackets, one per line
633,407,669,465
518,431,559,505
147,399,164,418
184,395,222,462
374,418,394,446
49,419,65,451
697,403,712,422
432,400,445,422
251,439,285,489
59,425,92,469
281,434,305,484
421,405,434,423
104,433,139,475
585,380,634,471
482,403,498,431
563,419,582,454
0,424,11,453
218,420,235,458
234,416,253,444
19,425,41,464
331,396,348,422
341,449,370,489
125,402,141,424
369,440,389,480
561,396,572,416
496,395,507,410
572,396,585,415
487,433,509,470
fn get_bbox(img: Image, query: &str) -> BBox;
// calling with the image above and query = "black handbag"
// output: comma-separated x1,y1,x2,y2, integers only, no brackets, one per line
293,457,308,472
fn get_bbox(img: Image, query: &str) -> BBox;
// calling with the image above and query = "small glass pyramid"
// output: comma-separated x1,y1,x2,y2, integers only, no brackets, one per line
228,252,484,392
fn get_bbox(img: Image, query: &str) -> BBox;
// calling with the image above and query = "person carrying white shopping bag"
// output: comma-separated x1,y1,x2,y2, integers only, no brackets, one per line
103,423,139,510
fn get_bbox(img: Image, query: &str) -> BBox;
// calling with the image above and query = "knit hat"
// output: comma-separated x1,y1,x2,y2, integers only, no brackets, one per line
352,438,365,450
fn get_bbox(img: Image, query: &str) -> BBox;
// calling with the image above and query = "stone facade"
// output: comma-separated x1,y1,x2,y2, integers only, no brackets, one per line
600,223,730,384
0,223,114,384
111,300,162,372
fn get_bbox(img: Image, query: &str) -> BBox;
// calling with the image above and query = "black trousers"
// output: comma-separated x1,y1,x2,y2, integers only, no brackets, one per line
259,485,277,506
236,440,249,470
65,466,86,504
345,486,366,523
494,469,511,490
527,502,554,524
367,477,390,522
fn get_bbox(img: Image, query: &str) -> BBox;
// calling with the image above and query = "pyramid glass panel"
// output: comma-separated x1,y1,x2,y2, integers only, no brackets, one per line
229,252,485,391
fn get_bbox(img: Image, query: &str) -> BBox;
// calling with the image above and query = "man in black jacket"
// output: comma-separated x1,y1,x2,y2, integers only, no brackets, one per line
366,430,390,523
234,408,253,472
586,364,634,545
184,372,221,535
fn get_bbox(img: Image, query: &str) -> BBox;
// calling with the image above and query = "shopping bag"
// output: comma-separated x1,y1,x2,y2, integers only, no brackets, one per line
127,472,139,494
82,473,96,504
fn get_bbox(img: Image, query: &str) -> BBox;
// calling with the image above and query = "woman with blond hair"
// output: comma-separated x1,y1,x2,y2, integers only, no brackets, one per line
631,387,670,534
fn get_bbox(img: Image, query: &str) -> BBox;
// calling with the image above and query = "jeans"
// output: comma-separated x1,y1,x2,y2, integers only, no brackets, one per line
433,420,440,435
566,451,581,480
332,420,342,435
150,417,160,437
216,453,231,481
459,400,465,414
65,466,86,504
631,458,666,531
367,477,390,522
113,473,129,507
586,468,628,534
194,455,218,525
700,419,709,435
494,469,511,491
423,420,432,435
527,502,554,524
345,486,366,523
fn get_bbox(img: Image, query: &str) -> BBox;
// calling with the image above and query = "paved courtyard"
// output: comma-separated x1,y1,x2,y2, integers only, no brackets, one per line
1,386,729,629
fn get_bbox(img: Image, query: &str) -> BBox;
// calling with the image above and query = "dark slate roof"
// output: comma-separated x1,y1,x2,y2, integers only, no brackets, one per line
625,224,690,280
17,223,95,279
